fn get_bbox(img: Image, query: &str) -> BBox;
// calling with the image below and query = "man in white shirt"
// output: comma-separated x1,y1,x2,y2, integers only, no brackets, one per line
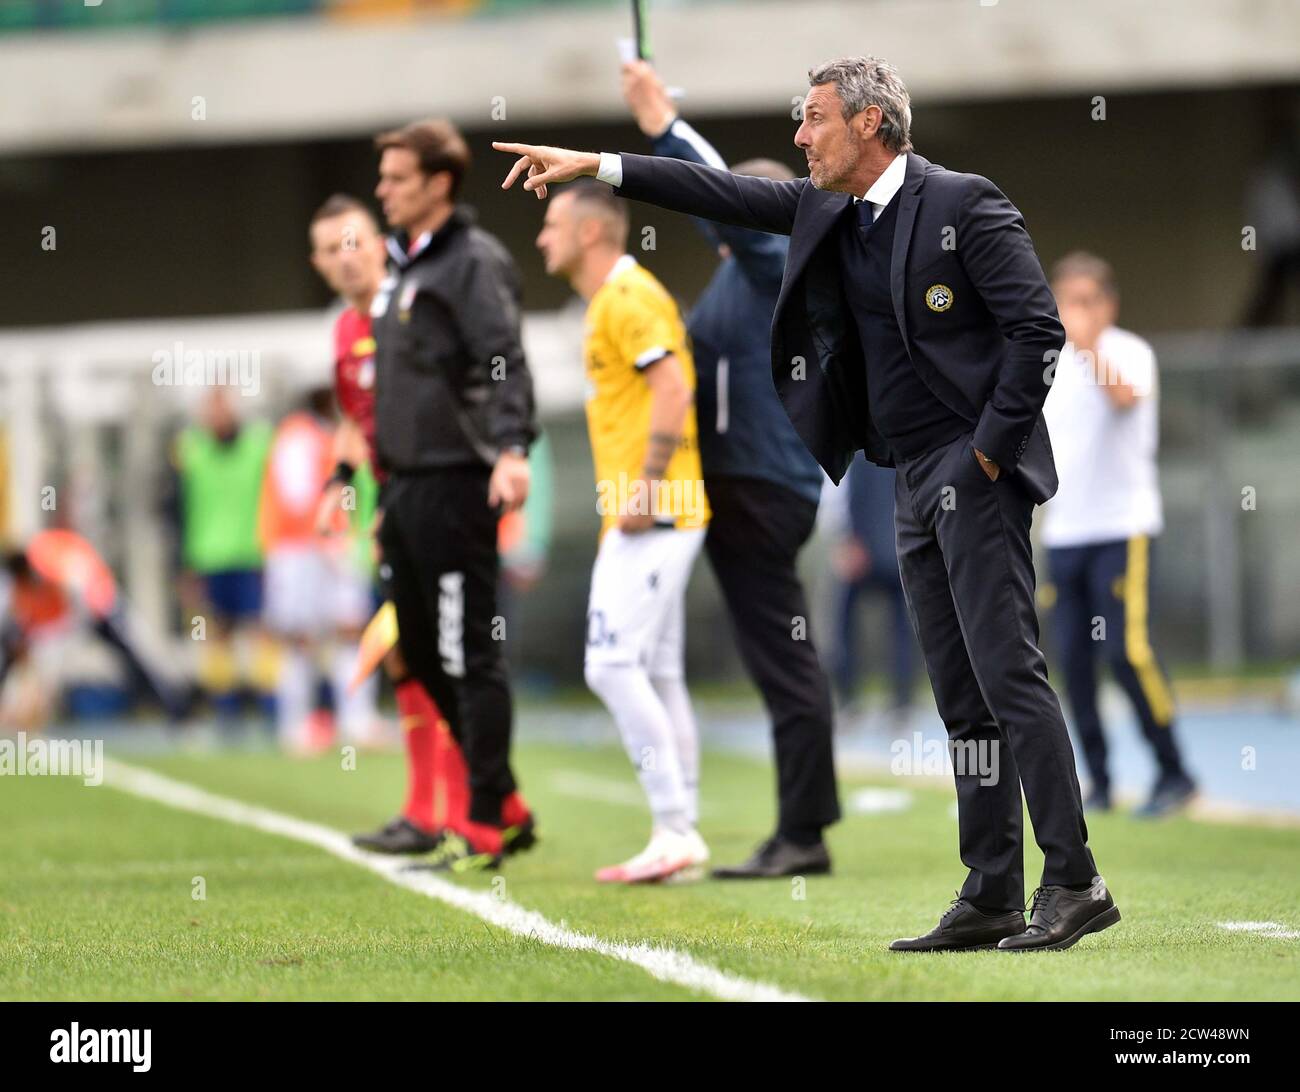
1043,252,1195,818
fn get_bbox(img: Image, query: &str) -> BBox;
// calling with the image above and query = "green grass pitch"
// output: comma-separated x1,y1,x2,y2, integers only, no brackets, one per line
2,739,1297,1001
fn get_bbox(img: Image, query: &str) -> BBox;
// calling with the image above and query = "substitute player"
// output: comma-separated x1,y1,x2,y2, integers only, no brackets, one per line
1042,252,1196,818
536,179,710,883
259,390,377,751
371,120,538,872
174,388,275,731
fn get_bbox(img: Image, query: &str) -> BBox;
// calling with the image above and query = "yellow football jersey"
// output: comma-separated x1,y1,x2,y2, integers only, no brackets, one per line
584,257,710,536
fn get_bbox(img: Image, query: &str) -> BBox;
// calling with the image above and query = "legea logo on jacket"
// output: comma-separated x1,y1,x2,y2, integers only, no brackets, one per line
371,274,396,318
398,281,418,323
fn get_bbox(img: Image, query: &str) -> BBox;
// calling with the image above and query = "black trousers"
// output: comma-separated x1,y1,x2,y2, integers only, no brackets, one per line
380,468,517,824
893,432,1097,911
704,475,840,835
1047,537,1185,794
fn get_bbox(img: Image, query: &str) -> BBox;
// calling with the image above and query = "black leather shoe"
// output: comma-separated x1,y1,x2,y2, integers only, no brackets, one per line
890,896,1026,952
998,880,1121,951
711,836,831,879
352,817,444,855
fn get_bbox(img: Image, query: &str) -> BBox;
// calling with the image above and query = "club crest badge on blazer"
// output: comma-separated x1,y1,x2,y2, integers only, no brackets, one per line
925,284,954,312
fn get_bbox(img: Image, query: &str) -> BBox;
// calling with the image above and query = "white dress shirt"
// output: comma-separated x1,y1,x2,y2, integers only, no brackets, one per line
596,152,626,187
855,152,908,222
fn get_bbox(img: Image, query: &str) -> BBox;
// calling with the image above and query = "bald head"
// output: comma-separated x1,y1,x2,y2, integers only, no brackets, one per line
731,157,797,183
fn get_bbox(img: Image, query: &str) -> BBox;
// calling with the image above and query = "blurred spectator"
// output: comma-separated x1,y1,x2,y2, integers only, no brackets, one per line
259,388,378,752
0,549,69,729
1240,95,1300,327
1,531,188,728
1043,251,1196,818
175,389,275,732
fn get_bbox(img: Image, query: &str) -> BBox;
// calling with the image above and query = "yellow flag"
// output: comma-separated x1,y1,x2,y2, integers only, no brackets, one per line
350,600,399,693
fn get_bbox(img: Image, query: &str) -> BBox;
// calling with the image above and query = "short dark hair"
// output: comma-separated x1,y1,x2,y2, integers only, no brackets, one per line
4,549,30,581
306,386,336,420
1051,250,1118,297
374,119,471,199
310,193,374,226
563,178,630,247
310,193,378,232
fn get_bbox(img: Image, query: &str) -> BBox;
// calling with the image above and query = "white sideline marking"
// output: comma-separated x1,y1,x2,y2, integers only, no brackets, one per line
1218,920,1300,940
103,759,813,1003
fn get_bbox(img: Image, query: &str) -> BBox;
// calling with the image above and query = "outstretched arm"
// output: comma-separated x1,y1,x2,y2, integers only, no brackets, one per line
494,141,803,237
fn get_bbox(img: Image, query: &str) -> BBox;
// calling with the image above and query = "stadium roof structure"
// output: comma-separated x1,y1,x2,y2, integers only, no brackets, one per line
1,0,1297,153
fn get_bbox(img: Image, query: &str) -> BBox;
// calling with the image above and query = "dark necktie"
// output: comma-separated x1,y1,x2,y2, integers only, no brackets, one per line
856,198,876,235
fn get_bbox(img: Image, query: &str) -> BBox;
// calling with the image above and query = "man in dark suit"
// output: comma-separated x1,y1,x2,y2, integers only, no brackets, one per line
494,55,1120,952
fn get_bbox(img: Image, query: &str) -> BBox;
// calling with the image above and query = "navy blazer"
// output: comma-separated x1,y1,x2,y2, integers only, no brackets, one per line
614,151,1064,504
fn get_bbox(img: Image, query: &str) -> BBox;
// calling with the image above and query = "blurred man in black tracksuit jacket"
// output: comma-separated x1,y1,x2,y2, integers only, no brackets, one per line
371,119,539,872
622,62,839,878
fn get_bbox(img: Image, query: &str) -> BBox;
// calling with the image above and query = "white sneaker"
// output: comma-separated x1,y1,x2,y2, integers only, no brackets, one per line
663,828,710,885
595,827,699,884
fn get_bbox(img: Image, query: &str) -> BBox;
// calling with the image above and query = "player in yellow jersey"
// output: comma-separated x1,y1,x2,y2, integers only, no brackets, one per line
537,179,711,883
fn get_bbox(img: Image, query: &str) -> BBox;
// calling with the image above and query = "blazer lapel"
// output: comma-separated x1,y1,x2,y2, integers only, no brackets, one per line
776,188,853,317
890,153,929,351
